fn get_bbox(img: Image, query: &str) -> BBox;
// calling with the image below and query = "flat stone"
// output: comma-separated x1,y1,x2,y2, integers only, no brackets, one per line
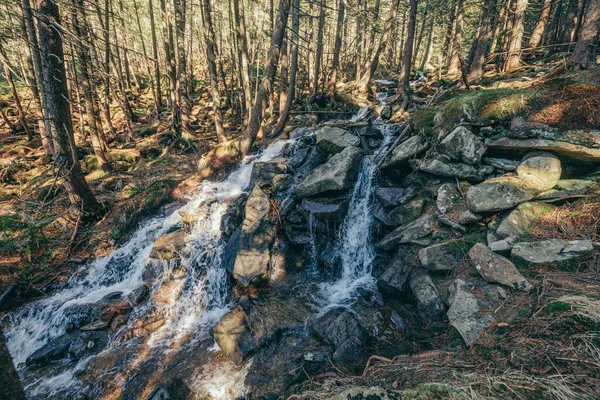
457,210,482,224
418,240,466,271
511,239,594,265
488,239,512,254
378,215,433,250
316,126,360,154
509,117,558,139
469,243,532,291
384,198,425,227
466,176,539,213
482,157,520,171
249,158,289,187
536,179,600,201
301,196,350,222
438,126,486,165
381,135,429,169
292,146,362,198
496,202,556,238
486,137,600,163
409,159,493,182
375,187,405,208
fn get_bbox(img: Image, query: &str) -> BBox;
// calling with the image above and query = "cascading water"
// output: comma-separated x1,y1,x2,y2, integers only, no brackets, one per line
4,140,290,398
320,94,395,311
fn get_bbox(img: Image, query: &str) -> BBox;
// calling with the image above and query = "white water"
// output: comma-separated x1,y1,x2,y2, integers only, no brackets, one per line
4,140,290,397
320,96,395,311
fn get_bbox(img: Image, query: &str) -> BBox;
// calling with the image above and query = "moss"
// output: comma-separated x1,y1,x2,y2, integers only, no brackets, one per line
412,107,438,136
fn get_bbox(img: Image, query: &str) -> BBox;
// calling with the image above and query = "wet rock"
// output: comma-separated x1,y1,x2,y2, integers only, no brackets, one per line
249,159,289,188
469,243,532,291
384,198,425,226
234,186,276,286
379,215,433,250
279,198,295,218
436,183,462,214
26,334,74,366
213,306,258,365
222,226,241,273
438,126,486,165
377,266,410,298
67,331,110,361
149,229,188,260
496,202,556,238
409,159,493,182
146,379,192,400
127,312,165,338
381,135,429,169
536,179,600,201
132,283,151,304
152,278,185,306
325,312,368,363
289,147,310,168
301,196,350,222
482,157,520,171
221,193,248,238
293,146,328,176
409,269,444,323
292,146,362,198
509,117,558,139
447,279,508,346
418,240,466,271
516,152,561,192
316,126,360,154
486,137,600,163
511,239,594,265
375,187,405,208
63,303,102,330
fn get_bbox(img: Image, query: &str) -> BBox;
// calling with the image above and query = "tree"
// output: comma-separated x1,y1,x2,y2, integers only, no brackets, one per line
468,0,497,83
568,0,600,69
528,0,553,51
447,0,465,75
327,0,345,99
0,42,32,141
504,0,528,72
399,0,418,89
35,0,104,218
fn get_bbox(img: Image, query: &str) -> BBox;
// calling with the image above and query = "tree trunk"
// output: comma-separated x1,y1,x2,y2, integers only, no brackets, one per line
490,0,510,57
568,0,600,68
503,0,528,72
468,0,497,83
398,0,418,89
447,0,465,75
419,19,435,71
328,0,345,99
234,0,252,119
240,0,290,154
560,0,579,51
202,0,227,142
100,0,117,137
35,0,104,218
442,0,457,67
71,0,110,172
528,0,553,51
0,43,32,141
311,0,326,97
272,0,299,137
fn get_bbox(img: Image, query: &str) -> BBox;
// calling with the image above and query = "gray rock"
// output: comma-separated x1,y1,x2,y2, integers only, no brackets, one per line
409,159,493,181
457,210,482,224
488,239,512,255
149,229,188,260
466,176,539,213
436,183,462,214
279,198,295,218
316,126,360,154
384,198,425,226
289,127,314,139
292,146,362,198
437,213,467,234
375,187,405,208
517,152,561,192
377,266,409,298
418,240,466,271
509,117,558,139
330,387,400,400
447,279,507,346
379,215,433,250
381,135,429,169
222,226,241,273
326,312,368,362
26,334,74,366
438,126,486,164
482,157,520,171
469,243,532,291
233,186,276,286
408,269,444,323
272,174,292,191
536,179,600,201
289,147,310,168
67,331,109,361
486,137,600,163
301,196,350,222
249,158,289,187
496,202,556,238
512,240,594,265
213,306,258,364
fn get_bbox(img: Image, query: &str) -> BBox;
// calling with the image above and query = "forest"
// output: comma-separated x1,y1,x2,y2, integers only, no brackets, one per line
1,0,600,398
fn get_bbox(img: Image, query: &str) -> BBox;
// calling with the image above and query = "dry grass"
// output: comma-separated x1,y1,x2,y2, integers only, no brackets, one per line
531,197,600,242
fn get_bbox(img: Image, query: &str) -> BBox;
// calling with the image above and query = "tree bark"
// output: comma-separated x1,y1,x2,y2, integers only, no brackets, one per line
328,0,345,99
568,0,600,68
398,0,418,89
504,0,528,71
447,0,465,75
234,0,252,119
311,0,326,97
560,0,579,50
35,0,104,218
528,0,553,51
0,42,32,141
468,0,497,83
240,0,290,154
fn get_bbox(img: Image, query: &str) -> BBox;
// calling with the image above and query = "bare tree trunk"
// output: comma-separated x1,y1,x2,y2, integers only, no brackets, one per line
278,37,289,114
568,0,600,68
0,43,32,141
528,0,553,51
398,0,418,89
100,0,117,137
202,0,227,142
133,0,159,117
504,0,528,72
311,0,326,97
35,0,104,218
148,0,163,114
442,0,457,67
240,0,290,154
468,0,497,83
560,0,579,51
573,0,590,43
490,0,510,58
447,0,465,75
328,0,345,99
234,0,252,119
419,19,435,71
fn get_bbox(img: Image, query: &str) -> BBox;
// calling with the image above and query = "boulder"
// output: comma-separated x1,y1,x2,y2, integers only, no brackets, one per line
377,266,410,298
152,278,185,306
233,186,276,286
438,126,486,165
381,136,429,169
408,269,444,323
66,331,110,361
486,137,600,163
409,159,493,181
516,152,561,192
384,198,425,226
325,312,368,363
496,202,555,239
536,179,600,201
292,146,362,198
509,117,558,139
469,243,532,291
249,159,289,188
316,127,360,154
289,147,310,168
301,196,350,222
447,279,508,346
511,240,594,265
418,240,466,271
482,157,520,171
149,229,188,260
26,334,74,366
213,306,258,365
272,174,292,192
466,176,539,213
375,187,405,208
378,215,433,250
436,183,462,214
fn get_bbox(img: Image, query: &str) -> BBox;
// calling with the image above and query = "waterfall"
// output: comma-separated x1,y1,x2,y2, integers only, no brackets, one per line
4,140,290,398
